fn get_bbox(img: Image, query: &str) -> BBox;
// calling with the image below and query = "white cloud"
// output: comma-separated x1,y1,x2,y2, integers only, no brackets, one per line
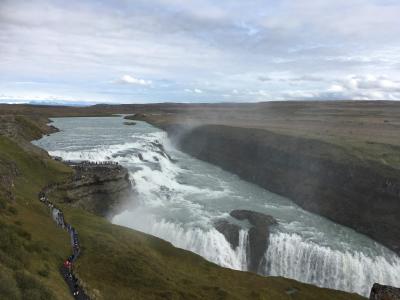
344,75,400,91
116,75,152,86
247,89,271,97
328,84,345,92
328,75,400,98
185,88,203,94
291,75,400,100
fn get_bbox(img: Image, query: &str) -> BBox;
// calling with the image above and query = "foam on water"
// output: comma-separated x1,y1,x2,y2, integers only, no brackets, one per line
265,232,400,296
114,210,249,270
34,117,400,296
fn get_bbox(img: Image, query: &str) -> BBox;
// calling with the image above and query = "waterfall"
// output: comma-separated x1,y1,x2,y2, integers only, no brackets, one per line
264,232,400,296
113,211,249,270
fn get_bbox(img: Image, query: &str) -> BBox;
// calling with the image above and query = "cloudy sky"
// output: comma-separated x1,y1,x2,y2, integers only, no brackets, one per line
1,0,400,104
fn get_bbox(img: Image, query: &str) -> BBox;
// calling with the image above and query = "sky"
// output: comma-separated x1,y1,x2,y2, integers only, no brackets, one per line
1,0,400,104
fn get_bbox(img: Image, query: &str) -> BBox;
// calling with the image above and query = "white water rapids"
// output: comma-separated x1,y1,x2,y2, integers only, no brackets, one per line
34,116,400,296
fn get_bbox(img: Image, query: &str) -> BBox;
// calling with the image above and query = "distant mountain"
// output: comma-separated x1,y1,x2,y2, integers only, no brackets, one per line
28,100,99,107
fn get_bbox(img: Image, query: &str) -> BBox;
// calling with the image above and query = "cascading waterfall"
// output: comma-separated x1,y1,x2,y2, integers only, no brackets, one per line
34,117,400,297
114,211,249,270
264,232,400,296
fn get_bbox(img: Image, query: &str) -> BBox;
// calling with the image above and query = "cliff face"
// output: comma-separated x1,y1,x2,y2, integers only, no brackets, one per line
57,162,133,217
166,124,400,256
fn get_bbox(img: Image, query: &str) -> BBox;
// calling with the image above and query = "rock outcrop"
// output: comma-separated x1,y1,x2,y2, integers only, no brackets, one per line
215,210,277,273
168,124,400,256
214,220,241,249
58,162,133,217
230,210,277,272
370,283,400,300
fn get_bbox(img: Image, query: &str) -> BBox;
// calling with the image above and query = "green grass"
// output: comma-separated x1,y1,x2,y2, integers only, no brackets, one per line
0,115,367,300
0,135,73,299
276,128,400,170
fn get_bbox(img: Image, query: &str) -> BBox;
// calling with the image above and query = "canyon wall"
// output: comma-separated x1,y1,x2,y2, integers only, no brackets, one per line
163,124,400,256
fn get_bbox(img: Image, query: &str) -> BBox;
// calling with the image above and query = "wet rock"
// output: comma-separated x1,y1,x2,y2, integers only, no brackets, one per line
56,162,134,217
230,210,277,229
150,141,177,162
214,220,241,249
370,283,400,300
230,210,277,273
124,122,136,126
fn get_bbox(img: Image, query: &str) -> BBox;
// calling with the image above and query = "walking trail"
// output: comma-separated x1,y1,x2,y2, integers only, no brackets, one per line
38,188,89,300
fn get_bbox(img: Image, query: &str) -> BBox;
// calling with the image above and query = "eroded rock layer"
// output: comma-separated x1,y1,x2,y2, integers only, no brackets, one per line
58,162,133,217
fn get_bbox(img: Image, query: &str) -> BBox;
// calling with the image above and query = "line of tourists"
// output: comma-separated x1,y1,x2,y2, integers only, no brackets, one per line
63,159,119,166
38,191,88,300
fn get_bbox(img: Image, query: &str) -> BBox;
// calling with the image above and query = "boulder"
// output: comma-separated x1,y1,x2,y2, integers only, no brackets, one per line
230,210,277,229
370,283,400,300
214,210,277,273
214,220,241,249
230,210,277,273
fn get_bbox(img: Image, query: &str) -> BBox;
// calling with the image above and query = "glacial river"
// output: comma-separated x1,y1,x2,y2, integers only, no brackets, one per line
34,116,400,296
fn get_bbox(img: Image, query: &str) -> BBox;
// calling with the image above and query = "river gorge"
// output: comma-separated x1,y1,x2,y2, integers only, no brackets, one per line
34,116,400,297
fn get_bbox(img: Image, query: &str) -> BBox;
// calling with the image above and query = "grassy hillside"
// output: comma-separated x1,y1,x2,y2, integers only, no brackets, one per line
0,114,366,300
0,134,74,299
